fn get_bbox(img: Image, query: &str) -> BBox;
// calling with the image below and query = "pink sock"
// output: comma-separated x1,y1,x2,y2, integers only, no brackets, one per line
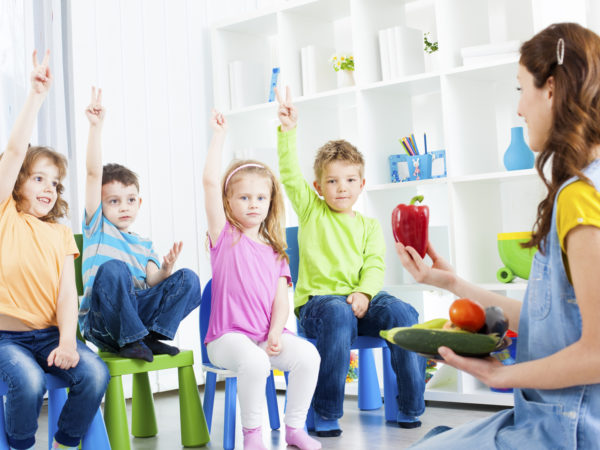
286,425,322,450
242,426,267,450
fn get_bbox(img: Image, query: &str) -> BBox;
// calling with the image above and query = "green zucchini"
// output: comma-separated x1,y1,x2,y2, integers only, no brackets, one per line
380,327,501,356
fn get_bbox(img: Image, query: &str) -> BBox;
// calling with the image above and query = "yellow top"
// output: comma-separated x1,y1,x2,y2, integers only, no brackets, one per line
557,180,600,253
0,197,79,329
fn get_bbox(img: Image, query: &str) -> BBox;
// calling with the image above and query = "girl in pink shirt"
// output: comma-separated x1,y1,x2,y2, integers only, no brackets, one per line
203,110,321,450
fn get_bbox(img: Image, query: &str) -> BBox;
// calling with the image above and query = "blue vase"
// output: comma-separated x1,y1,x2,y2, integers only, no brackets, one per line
503,126,534,171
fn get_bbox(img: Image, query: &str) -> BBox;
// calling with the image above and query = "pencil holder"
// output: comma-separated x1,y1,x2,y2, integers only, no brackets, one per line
389,150,446,183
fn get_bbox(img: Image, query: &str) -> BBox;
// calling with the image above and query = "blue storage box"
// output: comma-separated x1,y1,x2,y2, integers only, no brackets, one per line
389,150,446,183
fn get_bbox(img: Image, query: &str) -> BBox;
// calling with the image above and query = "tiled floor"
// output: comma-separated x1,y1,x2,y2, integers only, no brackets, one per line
34,383,508,449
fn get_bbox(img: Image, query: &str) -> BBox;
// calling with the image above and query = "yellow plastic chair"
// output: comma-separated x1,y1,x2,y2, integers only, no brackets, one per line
74,234,210,449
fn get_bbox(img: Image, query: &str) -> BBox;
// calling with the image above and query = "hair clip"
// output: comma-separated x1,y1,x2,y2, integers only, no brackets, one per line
556,38,565,65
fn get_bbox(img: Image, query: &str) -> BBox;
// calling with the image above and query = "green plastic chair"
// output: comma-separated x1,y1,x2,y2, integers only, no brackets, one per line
74,234,210,449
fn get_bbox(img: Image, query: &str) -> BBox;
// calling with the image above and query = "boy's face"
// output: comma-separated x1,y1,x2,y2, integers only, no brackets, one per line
20,156,59,218
313,161,365,216
101,181,141,232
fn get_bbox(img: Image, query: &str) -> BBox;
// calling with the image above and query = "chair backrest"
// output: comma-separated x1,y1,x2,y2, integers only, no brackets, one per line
286,226,299,286
74,233,84,296
199,280,213,365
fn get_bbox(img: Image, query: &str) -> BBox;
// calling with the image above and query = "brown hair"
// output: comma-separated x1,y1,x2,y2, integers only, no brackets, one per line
222,159,289,262
520,23,600,252
11,146,69,222
313,140,364,182
102,163,140,191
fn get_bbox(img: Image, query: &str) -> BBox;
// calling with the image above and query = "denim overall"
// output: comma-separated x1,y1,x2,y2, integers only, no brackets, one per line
413,159,600,450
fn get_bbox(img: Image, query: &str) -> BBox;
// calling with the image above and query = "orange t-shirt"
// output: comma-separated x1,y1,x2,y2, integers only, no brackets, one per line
0,197,79,328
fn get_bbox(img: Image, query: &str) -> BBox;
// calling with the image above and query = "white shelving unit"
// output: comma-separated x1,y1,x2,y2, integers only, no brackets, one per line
210,0,598,406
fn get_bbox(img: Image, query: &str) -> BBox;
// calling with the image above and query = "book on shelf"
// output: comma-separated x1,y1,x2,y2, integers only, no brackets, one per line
460,40,520,66
268,67,280,102
378,26,425,80
300,44,336,96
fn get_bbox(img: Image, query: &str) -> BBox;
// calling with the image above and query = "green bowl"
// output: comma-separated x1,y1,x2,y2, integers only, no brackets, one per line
497,232,537,283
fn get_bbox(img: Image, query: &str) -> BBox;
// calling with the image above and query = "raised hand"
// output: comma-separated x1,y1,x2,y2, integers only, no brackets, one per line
275,86,297,131
85,87,106,125
31,49,52,95
161,241,183,276
210,109,227,133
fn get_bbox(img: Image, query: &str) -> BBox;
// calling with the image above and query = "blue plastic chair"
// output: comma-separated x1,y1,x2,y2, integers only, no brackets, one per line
199,280,282,450
286,226,399,422
0,374,110,450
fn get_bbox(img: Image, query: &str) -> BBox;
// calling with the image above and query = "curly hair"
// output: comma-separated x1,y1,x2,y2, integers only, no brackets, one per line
520,23,600,252
222,159,289,262
11,146,69,223
313,140,364,182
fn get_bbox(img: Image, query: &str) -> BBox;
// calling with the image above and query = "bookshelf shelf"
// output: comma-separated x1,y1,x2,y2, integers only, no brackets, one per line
210,0,595,407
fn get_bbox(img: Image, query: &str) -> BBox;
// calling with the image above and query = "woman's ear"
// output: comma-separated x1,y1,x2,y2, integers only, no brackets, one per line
545,75,555,100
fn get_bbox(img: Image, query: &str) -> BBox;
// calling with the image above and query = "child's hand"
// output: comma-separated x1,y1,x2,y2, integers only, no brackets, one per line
85,87,105,126
347,292,369,318
47,343,80,370
275,86,297,131
395,241,455,290
210,109,227,133
31,49,52,95
161,241,183,276
266,331,282,356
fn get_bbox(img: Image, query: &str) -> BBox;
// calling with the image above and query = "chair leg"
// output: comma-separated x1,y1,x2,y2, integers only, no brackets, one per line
104,374,131,450
223,378,237,450
382,345,400,422
0,396,8,450
47,387,67,449
265,372,280,430
177,365,210,447
82,407,111,450
131,372,157,437
203,372,217,432
357,348,383,410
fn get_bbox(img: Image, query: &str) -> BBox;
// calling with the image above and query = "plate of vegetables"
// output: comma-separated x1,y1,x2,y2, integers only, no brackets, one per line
380,299,511,359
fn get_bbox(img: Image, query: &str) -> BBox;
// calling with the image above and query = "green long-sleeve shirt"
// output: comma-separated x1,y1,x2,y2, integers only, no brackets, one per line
277,127,386,314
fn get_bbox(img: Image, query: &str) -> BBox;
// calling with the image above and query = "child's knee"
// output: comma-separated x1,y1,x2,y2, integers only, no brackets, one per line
177,268,200,291
77,350,110,394
240,351,271,379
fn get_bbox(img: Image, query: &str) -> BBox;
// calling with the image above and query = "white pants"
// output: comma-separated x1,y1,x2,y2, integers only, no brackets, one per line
207,332,320,429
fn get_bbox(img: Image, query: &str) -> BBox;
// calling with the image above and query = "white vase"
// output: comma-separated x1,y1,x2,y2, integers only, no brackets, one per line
337,70,355,88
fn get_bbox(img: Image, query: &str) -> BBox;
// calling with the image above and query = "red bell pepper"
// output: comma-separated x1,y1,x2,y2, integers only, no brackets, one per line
391,195,429,258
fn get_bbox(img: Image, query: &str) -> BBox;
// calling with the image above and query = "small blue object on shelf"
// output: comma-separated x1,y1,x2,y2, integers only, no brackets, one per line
504,126,534,171
268,67,280,102
389,150,446,183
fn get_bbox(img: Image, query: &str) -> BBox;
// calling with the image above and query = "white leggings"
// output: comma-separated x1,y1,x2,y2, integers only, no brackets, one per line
207,332,320,429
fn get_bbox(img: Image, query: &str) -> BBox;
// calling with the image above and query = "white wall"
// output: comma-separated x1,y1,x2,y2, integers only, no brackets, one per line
69,0,214,392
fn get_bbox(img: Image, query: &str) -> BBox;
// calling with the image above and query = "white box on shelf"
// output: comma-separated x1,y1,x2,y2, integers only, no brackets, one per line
300,44,336,96
378,28,392,81
460,41,521,66
393,26,425,76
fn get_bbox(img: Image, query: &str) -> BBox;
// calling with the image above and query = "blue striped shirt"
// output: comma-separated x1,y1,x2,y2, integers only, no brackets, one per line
78,205,160,329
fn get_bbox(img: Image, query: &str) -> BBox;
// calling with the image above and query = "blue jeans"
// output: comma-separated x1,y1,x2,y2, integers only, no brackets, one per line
299,292,426,420
0,327,110,449
83,260,201,352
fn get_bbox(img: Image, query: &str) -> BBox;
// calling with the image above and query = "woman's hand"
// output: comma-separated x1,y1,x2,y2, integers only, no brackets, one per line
395,241,455,290
437,346,511,389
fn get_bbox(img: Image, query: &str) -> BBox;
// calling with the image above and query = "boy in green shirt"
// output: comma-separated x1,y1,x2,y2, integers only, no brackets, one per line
275,87,426,436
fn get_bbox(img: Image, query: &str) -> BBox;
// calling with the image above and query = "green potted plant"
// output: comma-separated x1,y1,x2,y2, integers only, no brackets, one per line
423,32,440,71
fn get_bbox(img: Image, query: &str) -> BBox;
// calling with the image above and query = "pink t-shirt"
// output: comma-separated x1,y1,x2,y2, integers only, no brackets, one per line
205,222,291,344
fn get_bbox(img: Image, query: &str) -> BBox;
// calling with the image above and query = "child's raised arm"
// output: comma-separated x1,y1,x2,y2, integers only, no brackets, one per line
275,86,297,132
0,50,52,205
203,110,227,244
84,87,105,222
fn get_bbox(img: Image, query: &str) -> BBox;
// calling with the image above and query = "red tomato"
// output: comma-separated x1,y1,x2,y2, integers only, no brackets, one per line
449,298,486,332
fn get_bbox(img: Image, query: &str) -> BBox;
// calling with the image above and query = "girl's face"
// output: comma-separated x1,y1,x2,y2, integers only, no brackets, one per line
517,64,554,152
227,173,272,232
19,156,60,218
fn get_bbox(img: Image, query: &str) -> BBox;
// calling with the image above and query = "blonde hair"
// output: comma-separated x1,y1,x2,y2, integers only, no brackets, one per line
222,159,288,262
313,139,365,182
8,146,69,223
